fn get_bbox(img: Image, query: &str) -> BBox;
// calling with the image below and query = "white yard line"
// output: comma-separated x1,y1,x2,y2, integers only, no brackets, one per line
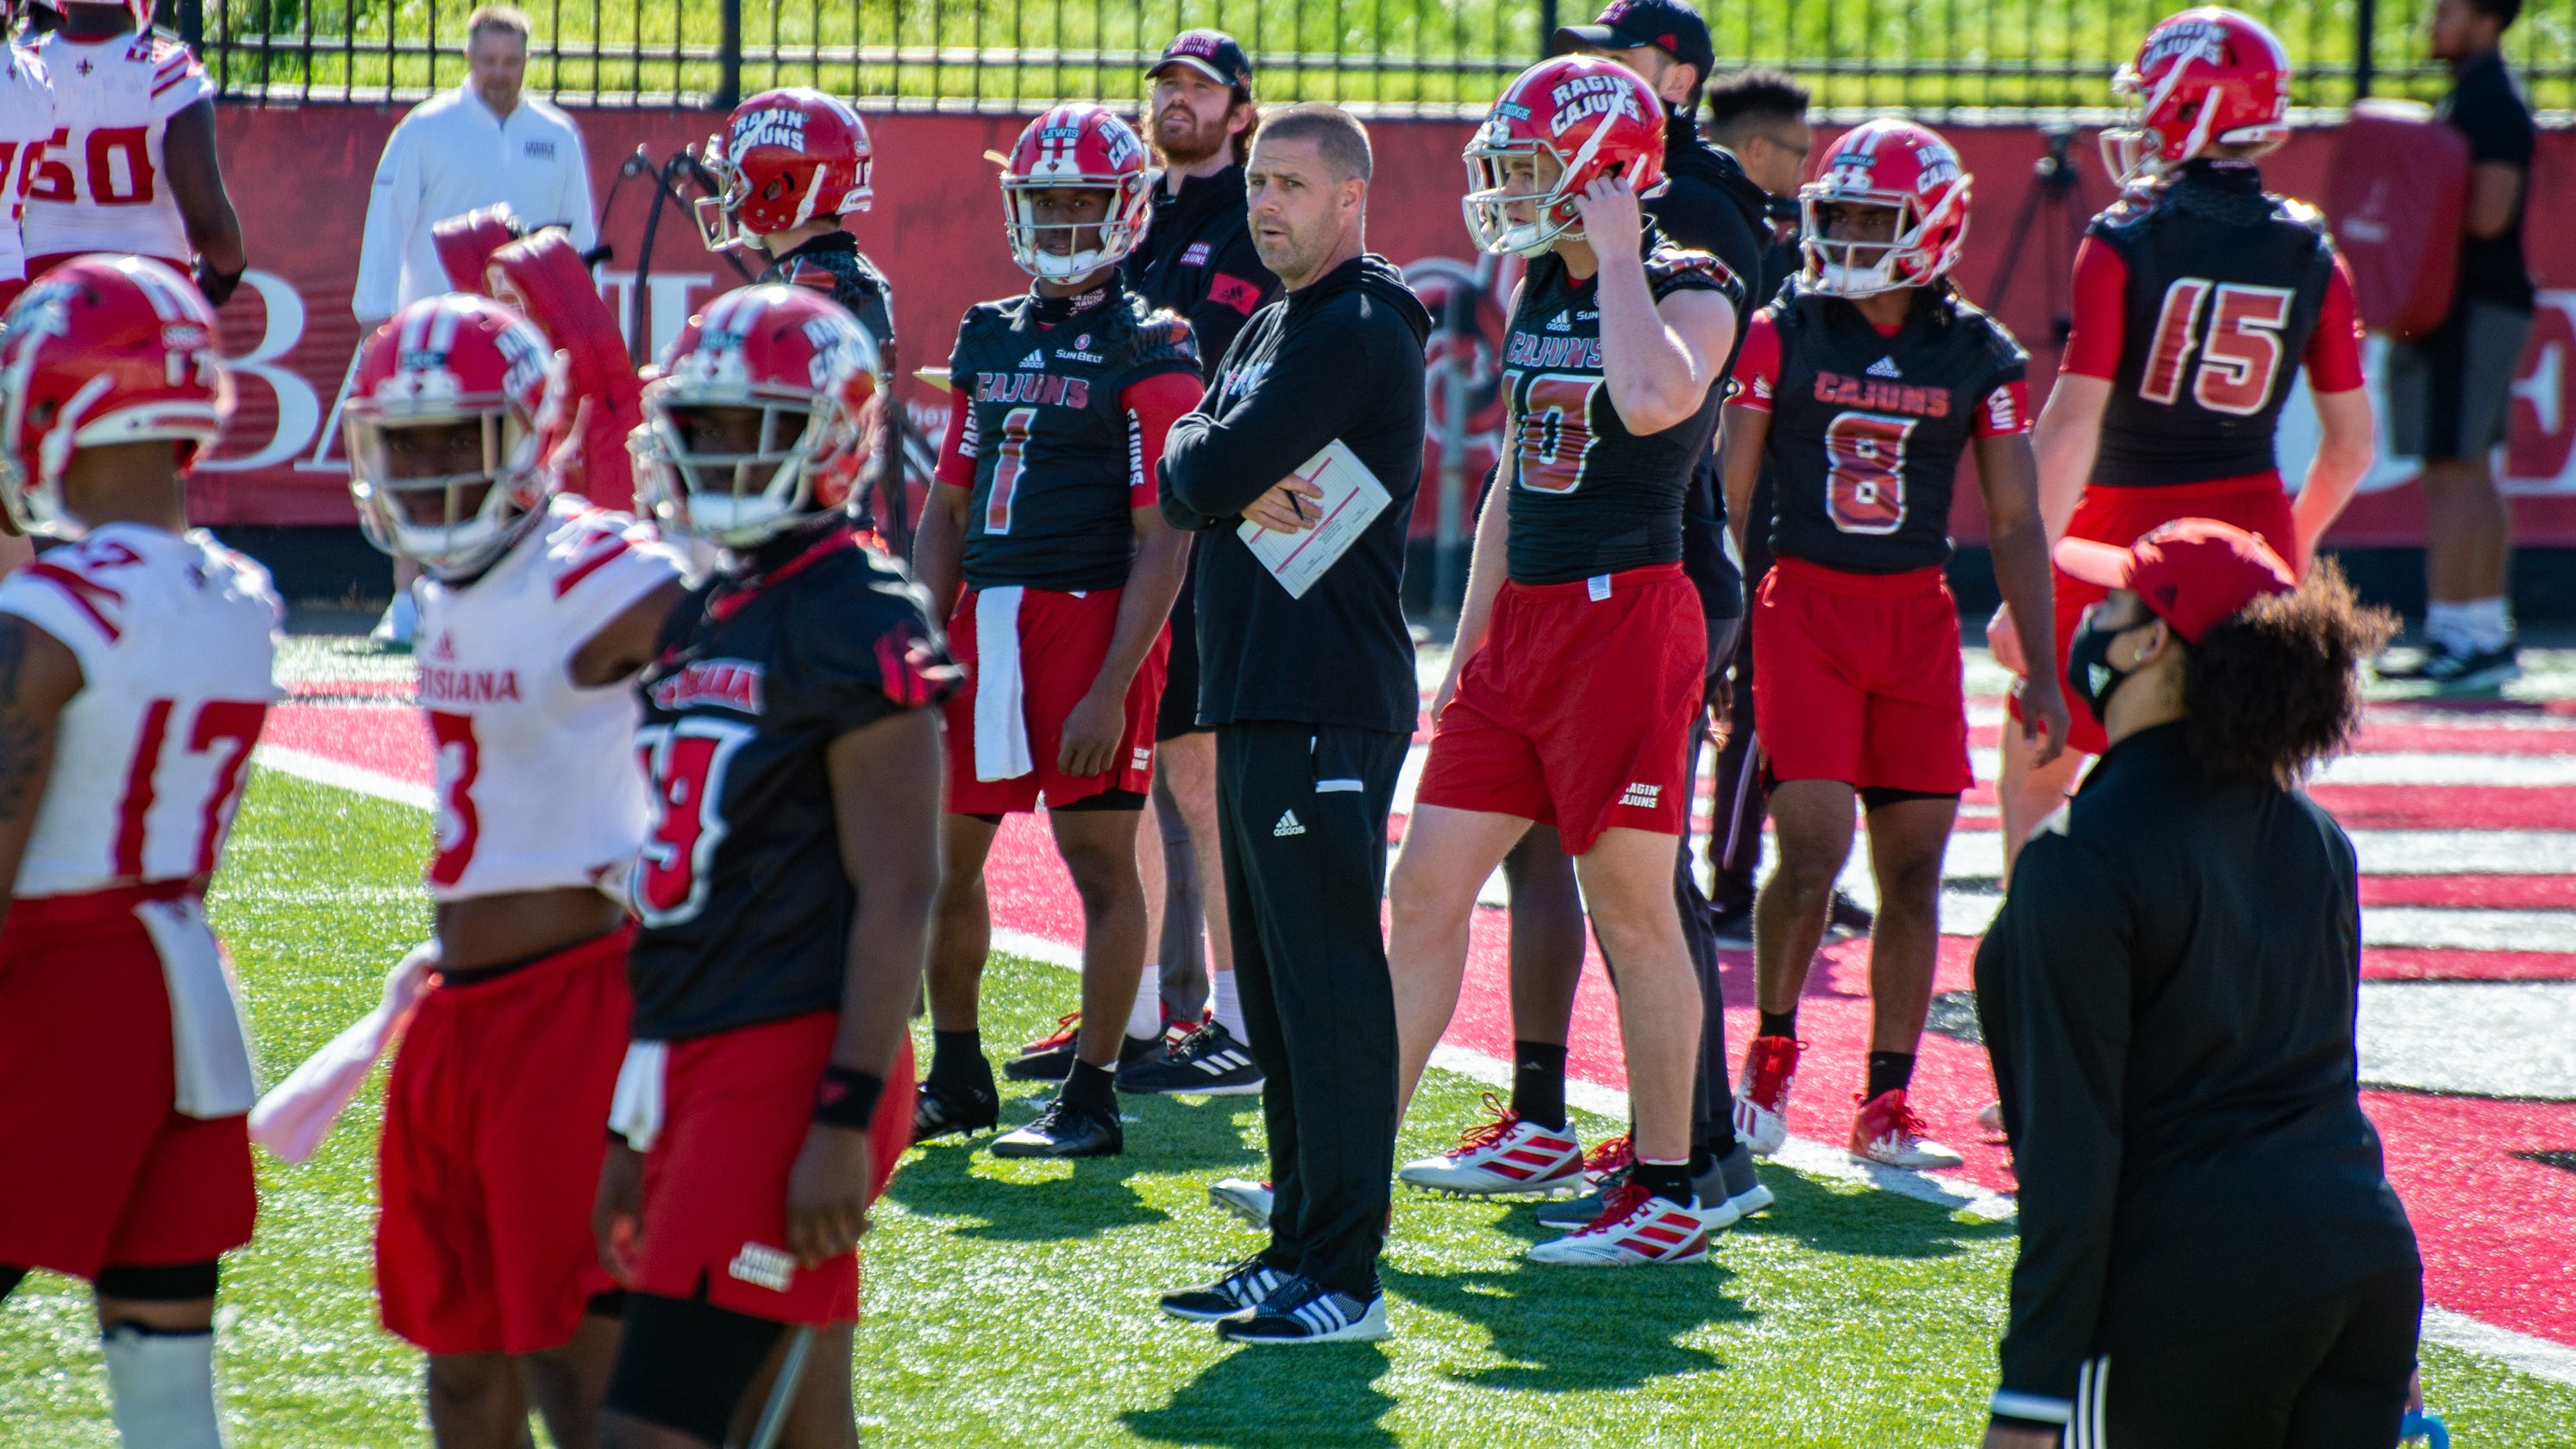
253,745,435,811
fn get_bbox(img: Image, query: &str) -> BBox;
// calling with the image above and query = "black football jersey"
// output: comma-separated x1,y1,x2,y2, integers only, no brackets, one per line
2090,163,2337,487
1501,235,1745,586
948,285,1200,593
1761,282,2028,574
762,232,899,360
625,525,957,1041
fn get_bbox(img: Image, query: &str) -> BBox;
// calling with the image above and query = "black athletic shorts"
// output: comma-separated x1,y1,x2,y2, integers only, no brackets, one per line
1156,545,1209,741
2389,298,2535,464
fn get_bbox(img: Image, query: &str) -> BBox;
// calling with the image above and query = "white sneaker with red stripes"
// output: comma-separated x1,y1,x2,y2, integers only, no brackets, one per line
1525,1181,1735,1266
1395,1095,1584,1196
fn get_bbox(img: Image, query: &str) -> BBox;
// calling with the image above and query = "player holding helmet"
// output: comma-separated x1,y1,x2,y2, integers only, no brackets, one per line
1994,6,2373,869
1720,118,2067,1172
21,0,248,306
337,292,688,1449
598,283,950,1447
0,256,279,1449
1389,55,1745,1266
911,103,1204,1158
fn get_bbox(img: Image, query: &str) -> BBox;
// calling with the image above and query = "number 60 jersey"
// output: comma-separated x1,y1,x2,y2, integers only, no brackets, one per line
0,525,279,897
1734,278,2030,574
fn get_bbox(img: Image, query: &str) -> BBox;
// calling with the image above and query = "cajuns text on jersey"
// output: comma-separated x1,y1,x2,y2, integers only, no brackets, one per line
414,497,686,901
1500,234,1745,585
1736,279,2031,574
624,530,956,1041
939,285,1199,592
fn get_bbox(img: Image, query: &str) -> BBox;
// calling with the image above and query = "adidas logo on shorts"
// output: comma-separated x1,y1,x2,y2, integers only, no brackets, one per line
1020,348,1045,368
729,1242,795,1293
1273,810,1306,837
1866,355,1902,379
1618,782,1662,809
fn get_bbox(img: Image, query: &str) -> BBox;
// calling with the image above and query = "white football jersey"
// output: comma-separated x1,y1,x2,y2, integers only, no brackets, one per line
0,525,281,898
17,30,210,265
0,44,54,283
415,496,686,902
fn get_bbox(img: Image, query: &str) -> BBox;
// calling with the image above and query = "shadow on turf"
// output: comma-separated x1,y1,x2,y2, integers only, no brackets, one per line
883,1087,1264,1244
1121,1342,1400,1449
1730,1164,2015,1263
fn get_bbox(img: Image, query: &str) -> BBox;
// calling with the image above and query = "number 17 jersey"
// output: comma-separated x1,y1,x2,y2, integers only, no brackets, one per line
1501,236,1743,586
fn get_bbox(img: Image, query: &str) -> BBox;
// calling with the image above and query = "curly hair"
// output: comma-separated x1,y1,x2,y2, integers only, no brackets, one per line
2182,560,2397,790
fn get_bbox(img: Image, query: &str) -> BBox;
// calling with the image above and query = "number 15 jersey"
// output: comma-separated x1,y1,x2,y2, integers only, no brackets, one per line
1736,281,2029,575
1501,235,1744,586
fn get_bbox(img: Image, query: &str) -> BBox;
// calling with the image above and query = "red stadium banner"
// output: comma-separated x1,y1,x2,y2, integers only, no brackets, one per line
197,106,2576,549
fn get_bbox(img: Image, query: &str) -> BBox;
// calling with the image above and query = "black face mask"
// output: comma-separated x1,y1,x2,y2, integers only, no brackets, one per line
2065,615,2134,725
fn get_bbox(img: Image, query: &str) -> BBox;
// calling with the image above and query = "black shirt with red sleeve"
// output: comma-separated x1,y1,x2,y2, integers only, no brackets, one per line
626,524,958,1041
2060,161,2363,489
1735,280,2029,574
1501,233,1746,586
2441,47,2537,310
936,283,1203,593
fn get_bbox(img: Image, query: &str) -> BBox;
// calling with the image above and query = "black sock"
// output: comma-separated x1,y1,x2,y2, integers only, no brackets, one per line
1758,1010,1798,1041
1687,1145,1715,1177
1510,1040,1568,1132
930,1029,987,1088
1061,1060,1117,1114
1865,1051,1917,1102
1633,1158,1693,1206
1119,1032,1163,1066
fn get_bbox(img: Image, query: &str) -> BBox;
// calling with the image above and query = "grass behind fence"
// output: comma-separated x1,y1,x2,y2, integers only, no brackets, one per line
196,0,2576,114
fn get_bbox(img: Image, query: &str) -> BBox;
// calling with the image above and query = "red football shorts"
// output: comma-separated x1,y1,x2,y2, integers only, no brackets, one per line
943,585,1167,814
377,926,633,1355
630,1012,913,1327
0,884,256,1279
2040,473,2297,756
1754,558,1973,796
1416,563,1706,853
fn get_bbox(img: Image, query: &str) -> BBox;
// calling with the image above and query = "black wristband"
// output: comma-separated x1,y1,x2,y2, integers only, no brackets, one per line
195,261,245,307
812,1065,884,1129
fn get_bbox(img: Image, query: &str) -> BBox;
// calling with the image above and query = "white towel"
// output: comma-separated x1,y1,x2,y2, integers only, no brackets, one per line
248,942,438,1163
608,1040,670,1151
972,585,1035,781
135,898,260,1120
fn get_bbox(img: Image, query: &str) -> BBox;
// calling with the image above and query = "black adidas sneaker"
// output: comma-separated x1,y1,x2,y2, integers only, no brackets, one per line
1116,1020,1265,1096
912,1079,1000,1141
1157,1255,1293,1323
1215,1274,1388,1345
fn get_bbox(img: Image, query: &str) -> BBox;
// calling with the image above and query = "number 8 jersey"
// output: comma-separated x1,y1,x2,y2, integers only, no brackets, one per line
1501,236,1744,585
1736,279,2029,574
0,525,279,896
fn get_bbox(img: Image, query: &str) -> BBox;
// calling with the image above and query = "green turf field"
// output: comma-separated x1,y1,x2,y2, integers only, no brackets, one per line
3,766,2575,1446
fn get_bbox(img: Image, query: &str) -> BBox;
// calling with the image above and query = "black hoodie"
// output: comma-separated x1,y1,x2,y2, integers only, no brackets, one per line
1162,253,1431,733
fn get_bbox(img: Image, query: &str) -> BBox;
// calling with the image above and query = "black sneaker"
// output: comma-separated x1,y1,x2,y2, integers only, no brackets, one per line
1827,889,1874,941
1158,1256,1294,1323
1216,1275,1388,1344
911,1079,999,1141
1708,900,1755,950
1692,1142,1773,1220
1003,1014,1167,1081
2417,638,2523,693
1117,1020,1265,1095
989,1096,1124,1157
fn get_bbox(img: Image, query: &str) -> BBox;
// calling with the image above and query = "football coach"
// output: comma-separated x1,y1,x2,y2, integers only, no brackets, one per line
1153,103,1430,1346
1976,521,2422,1449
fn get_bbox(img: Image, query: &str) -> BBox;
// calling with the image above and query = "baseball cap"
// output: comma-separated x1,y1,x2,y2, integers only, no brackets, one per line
2053,518,2297,645
1149,29,1254,91
1553,0,1716,79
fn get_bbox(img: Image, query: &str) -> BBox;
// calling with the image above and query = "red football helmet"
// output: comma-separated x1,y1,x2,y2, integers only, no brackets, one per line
1463,55,1667,259
0,255,233,537
344,294,567,578
697,89,875,253
1001,104,1156,281
2103,8,2293,186
634,285,885,549
1798,118,1972,297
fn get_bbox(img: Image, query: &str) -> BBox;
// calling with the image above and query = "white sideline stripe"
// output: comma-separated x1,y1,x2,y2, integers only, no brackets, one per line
279,751,2576,1384
1944,829,2576,879
2315,753,2576,787
253,746,436,811
1890,893,2576,950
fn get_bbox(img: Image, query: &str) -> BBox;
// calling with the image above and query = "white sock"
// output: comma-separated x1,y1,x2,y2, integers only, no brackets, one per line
1212,968,1245,1039
1125,970,1163,1038
2467,596,2514,653
103,1325,227,1449
2423,600,2473,653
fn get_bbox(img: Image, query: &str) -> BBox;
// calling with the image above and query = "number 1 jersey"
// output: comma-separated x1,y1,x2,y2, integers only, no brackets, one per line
0,524,279,897
18,29,209,266
413,496,687,902
625,529,957,1042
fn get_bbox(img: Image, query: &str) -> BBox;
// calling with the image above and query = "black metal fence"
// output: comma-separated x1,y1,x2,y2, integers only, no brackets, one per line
179,0,2576,116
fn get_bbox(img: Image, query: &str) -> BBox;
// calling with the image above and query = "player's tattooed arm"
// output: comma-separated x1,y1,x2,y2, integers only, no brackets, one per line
568,579,691,689
0,615,83,924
